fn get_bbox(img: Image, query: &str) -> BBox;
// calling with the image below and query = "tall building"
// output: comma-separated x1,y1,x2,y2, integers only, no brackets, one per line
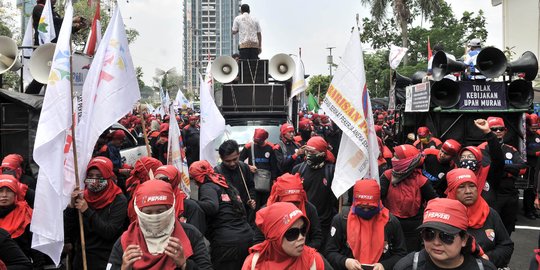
183,0,240,97
16,0,36,32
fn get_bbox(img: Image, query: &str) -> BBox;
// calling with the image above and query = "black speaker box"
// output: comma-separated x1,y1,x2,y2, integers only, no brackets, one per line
239,59,268,84
221,84,288,112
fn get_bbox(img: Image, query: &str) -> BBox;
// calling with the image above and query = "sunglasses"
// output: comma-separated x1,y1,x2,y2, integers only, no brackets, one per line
156,176,170,183
490,127,506,132
421,228,459,245
284,225,308,242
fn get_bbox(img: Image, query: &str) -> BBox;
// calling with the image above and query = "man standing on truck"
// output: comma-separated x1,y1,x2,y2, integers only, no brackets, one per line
232,4,262,60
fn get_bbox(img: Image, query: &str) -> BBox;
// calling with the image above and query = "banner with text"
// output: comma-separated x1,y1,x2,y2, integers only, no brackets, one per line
405,82,430,112
458,81,506,110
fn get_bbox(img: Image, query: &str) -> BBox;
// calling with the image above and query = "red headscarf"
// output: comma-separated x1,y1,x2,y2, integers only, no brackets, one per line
1,154,24,179
126,157,163,222
0,175,32,238
84,157,123,210
188,160,229,188
280,123,295,137
121,180,193,269
347,180,389,265
458,146,489,191
245,202,323,270
254,128,269,142
306,136,336,163
155,165,187,217
445,168,490,229
267,173,307,215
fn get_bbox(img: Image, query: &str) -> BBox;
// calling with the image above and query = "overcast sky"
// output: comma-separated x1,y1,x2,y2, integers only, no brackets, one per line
9,0,503,86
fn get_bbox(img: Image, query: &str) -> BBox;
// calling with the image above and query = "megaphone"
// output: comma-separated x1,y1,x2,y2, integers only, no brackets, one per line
0,36,22,74
392,70,412,89
269,53,295,81
432,51,468,81
507,79,533,109
431,78,460,108
476,47,508,78
29,43,56,84
507,51,539,81
211,56,238,83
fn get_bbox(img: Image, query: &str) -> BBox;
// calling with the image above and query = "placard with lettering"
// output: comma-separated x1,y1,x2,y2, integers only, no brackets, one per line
458,81,507,110
405,82,430,112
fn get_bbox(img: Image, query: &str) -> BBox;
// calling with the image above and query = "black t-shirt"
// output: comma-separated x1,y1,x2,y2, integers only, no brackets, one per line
393,249,497,270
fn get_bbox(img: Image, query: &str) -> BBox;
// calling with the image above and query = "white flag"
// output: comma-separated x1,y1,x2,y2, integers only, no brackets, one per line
76,7,141,183
290,55,307,99
30,1,73,265
175,89,192,109
37,0,57,44
199,63,225,166
22,17,34,86
167,107,191,197
389,45,408,69
320,27,380,197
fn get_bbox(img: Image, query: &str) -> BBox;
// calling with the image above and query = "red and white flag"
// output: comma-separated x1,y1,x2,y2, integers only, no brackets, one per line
84,1,101,56
321,26,380,197
76,6,140,182
168,107,191,197
31,1,74,266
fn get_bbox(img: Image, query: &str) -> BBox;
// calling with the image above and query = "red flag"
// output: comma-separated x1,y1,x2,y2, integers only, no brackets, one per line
84,1,101,56
427,36,432,60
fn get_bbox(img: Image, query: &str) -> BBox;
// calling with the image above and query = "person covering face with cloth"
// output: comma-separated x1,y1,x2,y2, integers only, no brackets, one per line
107,180,212,270
325,179,407,270
394,198,496,270
126,156,163,223
65,157,127,270
242,202,327,270
445,168,514,268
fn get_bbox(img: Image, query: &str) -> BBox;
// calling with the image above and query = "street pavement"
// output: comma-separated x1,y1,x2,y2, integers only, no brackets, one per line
509,199,539,269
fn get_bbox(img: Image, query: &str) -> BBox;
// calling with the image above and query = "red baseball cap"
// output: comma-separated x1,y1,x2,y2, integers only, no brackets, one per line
417,127,430,137
135,179,175,209
352,179,380,208
487,117,505,128
418,198,468,234
441,139,461,156
253,128,269,142
280,123,295,136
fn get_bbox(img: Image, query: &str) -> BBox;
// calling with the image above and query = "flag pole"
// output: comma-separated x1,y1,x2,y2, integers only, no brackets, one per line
138,104,152,157
69,35,88,270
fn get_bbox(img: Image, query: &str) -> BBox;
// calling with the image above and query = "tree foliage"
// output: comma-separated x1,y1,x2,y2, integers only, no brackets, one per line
306,75,332,99
360,2,488,98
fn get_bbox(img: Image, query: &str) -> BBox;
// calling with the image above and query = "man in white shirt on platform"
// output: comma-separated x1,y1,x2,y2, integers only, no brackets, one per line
232,4,262,60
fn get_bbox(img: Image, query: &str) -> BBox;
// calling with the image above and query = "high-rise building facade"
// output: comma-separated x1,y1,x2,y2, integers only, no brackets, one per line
183,0,240,96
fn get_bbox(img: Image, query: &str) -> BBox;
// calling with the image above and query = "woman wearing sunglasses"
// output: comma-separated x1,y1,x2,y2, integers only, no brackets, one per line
107,180,212,270
252,173,323,250
325,179,407,270
242,202,330,270
394,198,496,270
65,157,127,270
445,168,514,268
154,165,207,235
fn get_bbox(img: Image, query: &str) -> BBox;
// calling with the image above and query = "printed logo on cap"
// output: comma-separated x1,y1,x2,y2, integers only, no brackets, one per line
282,209,302,225
141,195,168,204
424,211,451,221
355,194,374,200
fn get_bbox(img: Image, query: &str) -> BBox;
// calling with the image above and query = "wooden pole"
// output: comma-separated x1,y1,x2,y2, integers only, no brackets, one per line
69,36,88,270
139,105,152,157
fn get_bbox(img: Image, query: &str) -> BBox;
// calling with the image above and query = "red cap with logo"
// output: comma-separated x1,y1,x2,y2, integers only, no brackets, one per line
280,123,295,136
417,127,430,137
441,139,461,156
352,179,380,208
418,198,468,234
135,179,174,208
487,117,505,128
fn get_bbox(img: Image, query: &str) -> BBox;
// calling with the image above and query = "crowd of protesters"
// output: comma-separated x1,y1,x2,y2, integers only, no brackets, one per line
3,106,540,270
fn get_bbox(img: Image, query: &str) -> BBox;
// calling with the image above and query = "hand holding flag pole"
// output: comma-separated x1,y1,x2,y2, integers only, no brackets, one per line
138,104,152,157
68,33,88,270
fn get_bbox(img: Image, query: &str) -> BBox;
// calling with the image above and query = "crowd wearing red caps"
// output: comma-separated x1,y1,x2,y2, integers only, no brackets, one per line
2,105,540,270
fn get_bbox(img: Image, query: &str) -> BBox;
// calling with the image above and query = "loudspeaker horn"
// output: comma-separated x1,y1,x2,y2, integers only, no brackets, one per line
211,56,239,83
29,43,56,84
507,51,539,81
507,79,533,109
476,47,508,78
431,78,460,108
392,70,412,89
269,53,295,81
432,51,468,81
0,36,22,74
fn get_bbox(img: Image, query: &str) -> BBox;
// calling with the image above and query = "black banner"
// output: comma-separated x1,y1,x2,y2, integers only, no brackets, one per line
458,81,507,110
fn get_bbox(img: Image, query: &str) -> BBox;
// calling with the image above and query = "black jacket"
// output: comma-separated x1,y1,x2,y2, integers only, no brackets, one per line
239,142,279,183
214,162,256,212
107,222,213,270
467,208,514,268
325,209,407,270
274,139,302,174
394,249,497,270
64,194,127,270
253,201,323,250
0,228,32,269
